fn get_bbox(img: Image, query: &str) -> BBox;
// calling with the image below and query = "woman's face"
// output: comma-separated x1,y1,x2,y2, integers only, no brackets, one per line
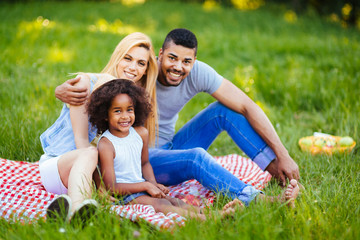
117,46,150,82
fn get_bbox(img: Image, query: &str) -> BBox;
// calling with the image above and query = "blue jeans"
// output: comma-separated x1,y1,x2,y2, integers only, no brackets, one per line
149,102,275,205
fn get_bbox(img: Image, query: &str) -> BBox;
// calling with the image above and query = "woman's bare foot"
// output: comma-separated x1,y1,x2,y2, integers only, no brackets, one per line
281,179,300,208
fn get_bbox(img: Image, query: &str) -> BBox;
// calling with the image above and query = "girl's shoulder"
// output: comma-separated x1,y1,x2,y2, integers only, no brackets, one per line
133,126,148,139
98,134,115,153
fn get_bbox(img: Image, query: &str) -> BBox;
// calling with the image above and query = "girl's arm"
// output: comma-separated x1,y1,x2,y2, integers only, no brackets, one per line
136,127,169,194
69,74,92,149
136,127,157,184
98,137,165,197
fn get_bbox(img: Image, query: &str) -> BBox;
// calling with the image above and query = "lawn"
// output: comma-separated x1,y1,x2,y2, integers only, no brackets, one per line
0,0,359,239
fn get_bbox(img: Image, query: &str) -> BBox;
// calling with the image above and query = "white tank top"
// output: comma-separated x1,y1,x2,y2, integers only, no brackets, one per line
99,128,144,184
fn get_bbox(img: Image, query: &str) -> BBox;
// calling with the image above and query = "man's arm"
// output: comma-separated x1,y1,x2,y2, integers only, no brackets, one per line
55,76,88,105
211,79,300,185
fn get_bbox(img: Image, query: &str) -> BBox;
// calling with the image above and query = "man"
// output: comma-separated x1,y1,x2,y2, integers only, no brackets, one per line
56,29,299,205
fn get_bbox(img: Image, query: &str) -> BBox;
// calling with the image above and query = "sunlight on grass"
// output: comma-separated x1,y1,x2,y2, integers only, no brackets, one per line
110,0,146,6
202,0,220,11
231,0,264,10
47,46,73,63
16,16,55,40
328,13,340,23
284,10,297,23
88,18,138,35
233,65,257,99
342,4,352,18
233,65,270,115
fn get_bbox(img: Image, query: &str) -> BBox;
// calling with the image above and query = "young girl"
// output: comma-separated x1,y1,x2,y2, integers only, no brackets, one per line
39,32,158,222
87,79,242,220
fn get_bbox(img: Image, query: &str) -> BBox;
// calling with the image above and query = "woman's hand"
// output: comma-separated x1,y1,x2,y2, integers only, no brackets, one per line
146,182,166,198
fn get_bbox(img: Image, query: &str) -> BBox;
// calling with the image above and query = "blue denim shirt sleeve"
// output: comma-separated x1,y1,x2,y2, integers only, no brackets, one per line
252,146,276,170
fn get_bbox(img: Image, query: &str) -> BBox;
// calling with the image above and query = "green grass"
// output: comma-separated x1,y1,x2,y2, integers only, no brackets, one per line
1,0,359,239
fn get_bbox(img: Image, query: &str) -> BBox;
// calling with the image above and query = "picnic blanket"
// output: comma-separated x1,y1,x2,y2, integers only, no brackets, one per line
0,154,271,230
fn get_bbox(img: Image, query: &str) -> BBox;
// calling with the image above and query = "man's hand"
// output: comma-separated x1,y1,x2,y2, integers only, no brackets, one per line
156,183,169,194
55,76,88,105
265,155,300,187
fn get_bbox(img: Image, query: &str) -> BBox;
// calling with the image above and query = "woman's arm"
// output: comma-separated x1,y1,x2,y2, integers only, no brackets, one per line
69,74,92,149
98,137,164,197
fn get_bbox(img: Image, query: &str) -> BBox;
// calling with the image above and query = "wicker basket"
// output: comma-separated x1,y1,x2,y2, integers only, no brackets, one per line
298,135,356,155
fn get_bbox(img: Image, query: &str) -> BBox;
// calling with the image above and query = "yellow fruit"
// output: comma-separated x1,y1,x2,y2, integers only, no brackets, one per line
338,136,354,147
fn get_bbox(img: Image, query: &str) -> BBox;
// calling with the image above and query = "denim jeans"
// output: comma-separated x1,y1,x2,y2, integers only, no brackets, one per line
149,102,276,205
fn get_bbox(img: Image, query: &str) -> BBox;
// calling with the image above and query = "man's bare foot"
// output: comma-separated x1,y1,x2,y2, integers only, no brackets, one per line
220,199,244,217
281,179,300,208
223,199,244,211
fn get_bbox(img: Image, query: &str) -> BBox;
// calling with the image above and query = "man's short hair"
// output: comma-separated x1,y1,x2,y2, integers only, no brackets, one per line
162,28,198,55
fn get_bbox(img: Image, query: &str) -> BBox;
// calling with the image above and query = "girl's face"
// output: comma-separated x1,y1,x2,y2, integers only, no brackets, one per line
108,93,135,138
117,46,149,82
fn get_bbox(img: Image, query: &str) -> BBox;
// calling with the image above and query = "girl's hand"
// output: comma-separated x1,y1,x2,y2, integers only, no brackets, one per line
146,182,166,198
156,183,169,194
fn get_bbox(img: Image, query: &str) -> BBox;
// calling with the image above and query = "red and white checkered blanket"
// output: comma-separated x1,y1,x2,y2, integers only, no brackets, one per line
0,154,271,230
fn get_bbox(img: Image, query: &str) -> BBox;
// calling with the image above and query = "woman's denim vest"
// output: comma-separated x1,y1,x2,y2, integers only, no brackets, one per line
40,74,98,156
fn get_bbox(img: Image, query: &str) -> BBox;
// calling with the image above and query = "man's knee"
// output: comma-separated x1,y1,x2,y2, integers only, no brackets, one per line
210,101,245,118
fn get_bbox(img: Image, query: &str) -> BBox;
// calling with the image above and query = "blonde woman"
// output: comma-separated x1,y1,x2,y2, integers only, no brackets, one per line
40,32,158,223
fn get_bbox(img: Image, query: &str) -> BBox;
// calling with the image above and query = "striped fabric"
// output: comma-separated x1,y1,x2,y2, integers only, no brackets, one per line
0,154,271,230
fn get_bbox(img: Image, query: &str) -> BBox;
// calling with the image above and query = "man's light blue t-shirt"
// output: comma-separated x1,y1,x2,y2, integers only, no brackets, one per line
156,60,223,146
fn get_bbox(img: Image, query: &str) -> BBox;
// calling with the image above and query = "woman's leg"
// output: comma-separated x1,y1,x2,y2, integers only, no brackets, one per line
57,146,98,212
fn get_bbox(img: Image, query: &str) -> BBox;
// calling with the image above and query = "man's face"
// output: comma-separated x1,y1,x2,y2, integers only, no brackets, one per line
158,41,196,86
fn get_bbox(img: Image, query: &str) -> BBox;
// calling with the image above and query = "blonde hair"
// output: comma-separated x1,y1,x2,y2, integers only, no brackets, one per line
101,32,158,146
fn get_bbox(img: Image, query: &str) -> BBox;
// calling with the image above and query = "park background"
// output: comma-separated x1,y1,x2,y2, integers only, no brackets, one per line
0,0,359,239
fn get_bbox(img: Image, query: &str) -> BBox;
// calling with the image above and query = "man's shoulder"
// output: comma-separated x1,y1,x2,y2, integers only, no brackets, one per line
190,60,214,74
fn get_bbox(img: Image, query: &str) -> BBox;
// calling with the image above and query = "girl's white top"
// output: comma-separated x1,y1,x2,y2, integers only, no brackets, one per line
99,127,145,184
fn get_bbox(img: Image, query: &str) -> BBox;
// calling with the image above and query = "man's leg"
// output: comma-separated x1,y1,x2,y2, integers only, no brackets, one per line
149,147,260,206
171,101,276,170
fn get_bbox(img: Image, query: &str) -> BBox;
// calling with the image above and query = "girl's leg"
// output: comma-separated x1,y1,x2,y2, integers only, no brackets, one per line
130,196,206,221
166,196,202,214
166,196,244,217
57,146,98,212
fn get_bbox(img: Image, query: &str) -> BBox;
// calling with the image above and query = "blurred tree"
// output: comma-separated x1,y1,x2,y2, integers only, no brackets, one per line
2,0,358,28
271,0,359,28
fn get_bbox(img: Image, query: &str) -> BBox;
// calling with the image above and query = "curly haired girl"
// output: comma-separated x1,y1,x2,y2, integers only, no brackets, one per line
87,79,242,220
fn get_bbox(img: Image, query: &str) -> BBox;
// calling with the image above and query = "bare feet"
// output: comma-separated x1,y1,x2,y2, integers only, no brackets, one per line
281,179,300,208
223,199,244,211
255,179,300,208
221,199,244,217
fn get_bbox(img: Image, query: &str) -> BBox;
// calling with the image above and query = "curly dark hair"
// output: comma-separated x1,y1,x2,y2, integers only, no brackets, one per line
87,79,152,134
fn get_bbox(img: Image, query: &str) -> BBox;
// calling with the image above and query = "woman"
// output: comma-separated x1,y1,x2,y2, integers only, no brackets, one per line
39,32,158,223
